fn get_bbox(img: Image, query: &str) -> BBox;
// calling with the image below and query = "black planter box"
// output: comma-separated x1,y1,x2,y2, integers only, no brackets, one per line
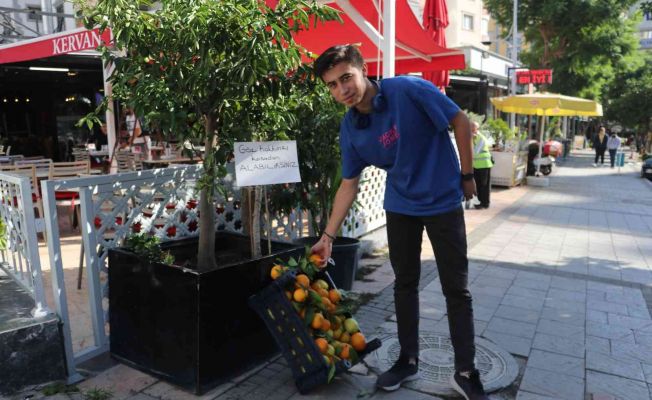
108,231,302,394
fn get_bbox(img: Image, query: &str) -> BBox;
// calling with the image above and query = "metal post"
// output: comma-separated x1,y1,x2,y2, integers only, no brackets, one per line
382,0,396,78
509,0,518,128
39,0,52,34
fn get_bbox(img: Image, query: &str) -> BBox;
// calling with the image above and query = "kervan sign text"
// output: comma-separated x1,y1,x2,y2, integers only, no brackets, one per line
53,30,104,55
0,27,112,64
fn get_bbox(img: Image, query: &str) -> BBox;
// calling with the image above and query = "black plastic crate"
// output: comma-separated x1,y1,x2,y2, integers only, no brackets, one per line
248,268,381,394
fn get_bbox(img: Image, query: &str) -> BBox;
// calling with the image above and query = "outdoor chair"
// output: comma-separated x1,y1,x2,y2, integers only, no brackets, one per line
49,161,91,231
115,150,143,173
15,158,53,179
0,164,43,220
72,148,103,174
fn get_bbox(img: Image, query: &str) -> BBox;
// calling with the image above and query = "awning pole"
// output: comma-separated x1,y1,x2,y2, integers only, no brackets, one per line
382,0,395,78
102,61,116,173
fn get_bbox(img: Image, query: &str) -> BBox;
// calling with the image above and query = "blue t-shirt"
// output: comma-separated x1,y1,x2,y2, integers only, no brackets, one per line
340,76,462,216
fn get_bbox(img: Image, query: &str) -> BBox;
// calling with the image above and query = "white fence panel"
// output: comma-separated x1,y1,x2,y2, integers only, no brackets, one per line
0,171,48,318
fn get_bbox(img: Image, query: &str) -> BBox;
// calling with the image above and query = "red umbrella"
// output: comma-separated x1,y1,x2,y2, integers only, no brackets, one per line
422,0,451,90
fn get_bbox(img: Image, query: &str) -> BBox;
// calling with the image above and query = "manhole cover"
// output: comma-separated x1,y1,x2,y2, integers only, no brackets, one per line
369,333,518,396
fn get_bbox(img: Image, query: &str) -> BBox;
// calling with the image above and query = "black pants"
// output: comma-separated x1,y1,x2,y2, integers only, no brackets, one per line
609,149,617,167
386,208,475,372
595,148,606,164
473,168,491,207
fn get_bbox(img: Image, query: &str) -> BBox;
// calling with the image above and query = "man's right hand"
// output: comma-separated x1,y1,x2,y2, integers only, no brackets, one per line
310,234,333,268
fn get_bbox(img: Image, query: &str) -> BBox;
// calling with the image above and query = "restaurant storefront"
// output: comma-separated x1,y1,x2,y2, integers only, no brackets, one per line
0,27,112,161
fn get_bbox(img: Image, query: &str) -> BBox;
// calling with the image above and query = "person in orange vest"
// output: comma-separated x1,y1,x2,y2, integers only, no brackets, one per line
471,122,494,209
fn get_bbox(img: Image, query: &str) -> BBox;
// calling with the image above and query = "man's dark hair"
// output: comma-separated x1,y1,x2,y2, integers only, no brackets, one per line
314,44,364,80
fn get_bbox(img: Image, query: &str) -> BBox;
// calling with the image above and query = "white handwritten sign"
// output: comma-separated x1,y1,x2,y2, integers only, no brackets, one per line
234,141,301,186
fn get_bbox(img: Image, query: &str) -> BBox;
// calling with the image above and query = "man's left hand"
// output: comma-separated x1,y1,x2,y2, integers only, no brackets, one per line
462,179,477,200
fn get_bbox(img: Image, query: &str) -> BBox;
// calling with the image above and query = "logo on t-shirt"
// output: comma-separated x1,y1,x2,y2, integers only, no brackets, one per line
379,125,400,149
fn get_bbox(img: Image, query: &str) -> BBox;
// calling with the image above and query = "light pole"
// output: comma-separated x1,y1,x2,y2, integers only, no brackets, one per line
509,0,518,129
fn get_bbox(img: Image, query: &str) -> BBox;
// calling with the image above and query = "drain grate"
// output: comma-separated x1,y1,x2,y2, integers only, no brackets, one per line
369,333,518,396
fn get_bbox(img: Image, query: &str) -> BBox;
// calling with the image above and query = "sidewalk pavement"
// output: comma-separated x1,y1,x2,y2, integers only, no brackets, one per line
14,149,652,400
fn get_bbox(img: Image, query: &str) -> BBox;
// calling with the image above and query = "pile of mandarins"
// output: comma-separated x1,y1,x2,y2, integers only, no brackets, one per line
270,252,367,371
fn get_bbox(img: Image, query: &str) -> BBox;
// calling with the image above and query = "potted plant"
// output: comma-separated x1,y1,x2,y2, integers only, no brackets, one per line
267,84,360,290
76,0,339,393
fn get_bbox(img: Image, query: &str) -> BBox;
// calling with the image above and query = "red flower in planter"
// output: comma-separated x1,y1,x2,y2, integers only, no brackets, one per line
186,199,198,210
166,226,176,237
187,220,198,232
132,222,142,233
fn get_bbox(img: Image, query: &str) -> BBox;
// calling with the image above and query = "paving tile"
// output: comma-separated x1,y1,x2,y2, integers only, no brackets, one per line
472,275,513,289
543,297,586,313
143,381,235,400
77,364,158,400
472,304,499,322
486,316,537,339
494,304,541,324
586,370,651,400
587,309,608,324
512,278,551,292
469,283,509,298
634,332,652,346
586,321,633,340
506,285,547,299
586,336,611,354
586,349,645,381
607,313,652,330
549,276,587,293
536,319,584,338
587,289,606,303
519,366,584,400
628,305,651,320
532,332,585,358
527,349,584,378
516,391,559,400
501,294,545,312
540,307,585,327
586,299,629,315
587,281,623,294
611,341,652,363
605,288,647,307
482,329,531,357
642,363,652,384
547,288,586,302
480,265,518,280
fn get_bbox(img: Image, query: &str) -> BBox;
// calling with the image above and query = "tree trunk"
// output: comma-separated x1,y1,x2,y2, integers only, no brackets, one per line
197,115,217,270
251,185,262,258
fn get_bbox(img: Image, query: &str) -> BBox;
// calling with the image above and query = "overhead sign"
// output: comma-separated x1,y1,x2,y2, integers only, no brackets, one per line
0,27,112,64
516,69,553,85
234,141,301,187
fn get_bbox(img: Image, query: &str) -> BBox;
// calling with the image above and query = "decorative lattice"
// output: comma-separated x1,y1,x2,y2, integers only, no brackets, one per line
0,171,46,315
41,163,389,370
343,166,387,238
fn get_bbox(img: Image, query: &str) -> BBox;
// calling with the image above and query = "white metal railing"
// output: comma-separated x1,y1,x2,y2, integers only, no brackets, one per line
0,171,49,318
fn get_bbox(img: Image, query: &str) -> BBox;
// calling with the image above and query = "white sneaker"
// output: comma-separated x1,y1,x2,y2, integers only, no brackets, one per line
592,163,597,167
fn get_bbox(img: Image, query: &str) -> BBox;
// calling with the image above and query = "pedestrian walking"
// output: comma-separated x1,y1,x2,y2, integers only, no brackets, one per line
471,122,494,209
310,44,489,400
607,132,621,168
592,127,608,167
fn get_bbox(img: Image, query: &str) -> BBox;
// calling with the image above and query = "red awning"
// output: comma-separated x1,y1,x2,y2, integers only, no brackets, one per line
0,27,112,64
286,0,465,75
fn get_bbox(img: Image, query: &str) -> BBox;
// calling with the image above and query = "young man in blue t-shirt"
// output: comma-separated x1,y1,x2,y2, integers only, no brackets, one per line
311,45,488,399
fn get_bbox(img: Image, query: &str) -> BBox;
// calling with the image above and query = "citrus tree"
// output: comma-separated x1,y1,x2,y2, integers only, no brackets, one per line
76,0,339,269
268,83,345,235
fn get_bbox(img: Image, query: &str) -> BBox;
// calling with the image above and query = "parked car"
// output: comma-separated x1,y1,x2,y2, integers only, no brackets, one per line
642,157,652,180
